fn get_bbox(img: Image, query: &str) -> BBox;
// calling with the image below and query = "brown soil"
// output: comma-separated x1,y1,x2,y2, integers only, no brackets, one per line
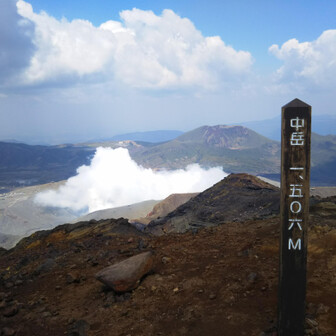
0,213,335,336
1,174,335,336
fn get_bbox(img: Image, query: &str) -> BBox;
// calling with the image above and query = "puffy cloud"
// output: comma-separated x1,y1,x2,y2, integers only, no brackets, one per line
0,0,35,86
16,1,115,84
35,147,226,213
269,30,336,90
16,1,253,89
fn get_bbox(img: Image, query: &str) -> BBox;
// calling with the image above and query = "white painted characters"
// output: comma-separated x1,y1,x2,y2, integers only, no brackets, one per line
288,166,305,250
290,117,305,146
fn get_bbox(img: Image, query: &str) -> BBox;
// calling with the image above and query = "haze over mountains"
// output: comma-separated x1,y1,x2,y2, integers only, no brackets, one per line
0,142,95,192
1,124,336,195
132,125,281,174
239,114,336,141
105,130,184,143
131,126,336,185
1,114,334,145
1,122,335,248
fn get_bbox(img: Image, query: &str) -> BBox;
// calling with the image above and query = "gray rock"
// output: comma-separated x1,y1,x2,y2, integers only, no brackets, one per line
247,272,258,283
95,251,154,292
67,320,89,336
41,311,52,318
103,292,116,307
306,318,318,328
161,257,171,264
316,303,329,315
35,258,57,275
137,239,148,250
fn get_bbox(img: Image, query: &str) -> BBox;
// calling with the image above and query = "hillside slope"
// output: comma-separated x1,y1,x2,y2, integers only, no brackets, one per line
145,174,280,235
0,142,95,191
0,179,335,335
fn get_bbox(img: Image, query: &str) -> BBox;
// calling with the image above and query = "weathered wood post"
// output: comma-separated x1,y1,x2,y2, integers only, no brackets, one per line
278,98,311,335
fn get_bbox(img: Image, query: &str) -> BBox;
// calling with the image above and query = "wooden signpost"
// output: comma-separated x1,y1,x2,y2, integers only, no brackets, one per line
278,98,311,335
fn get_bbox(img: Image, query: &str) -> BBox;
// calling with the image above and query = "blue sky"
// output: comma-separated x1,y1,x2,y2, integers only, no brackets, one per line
24,0,336,69
0,0,336,144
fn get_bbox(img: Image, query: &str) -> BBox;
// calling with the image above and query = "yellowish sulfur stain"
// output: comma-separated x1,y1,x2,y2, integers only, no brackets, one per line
26,240,41,249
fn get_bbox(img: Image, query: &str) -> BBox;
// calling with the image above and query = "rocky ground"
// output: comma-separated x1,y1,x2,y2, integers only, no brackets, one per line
0,175,336,336
0,181,76,249
145,174,281,235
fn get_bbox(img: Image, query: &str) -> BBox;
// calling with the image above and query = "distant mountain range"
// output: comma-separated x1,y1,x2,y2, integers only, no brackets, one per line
131,125,281,174
1,124,336,190
106,130,184,143
1,130,184,146
131,125,336,185
239,114,336,141
2,114,334,145
0,142,95,191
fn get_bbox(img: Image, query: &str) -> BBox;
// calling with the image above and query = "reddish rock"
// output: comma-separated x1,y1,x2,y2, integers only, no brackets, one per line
66,272,80,284
95,251,154,292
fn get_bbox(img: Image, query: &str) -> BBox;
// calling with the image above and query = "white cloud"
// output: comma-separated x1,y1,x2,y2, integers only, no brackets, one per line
0,0,35,86
16,1,253,90
269,30,336,90
35,147,226,213
16,1,116,84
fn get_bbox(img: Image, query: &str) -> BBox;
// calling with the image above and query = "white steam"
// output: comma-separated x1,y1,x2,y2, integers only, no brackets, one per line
35,147,226,213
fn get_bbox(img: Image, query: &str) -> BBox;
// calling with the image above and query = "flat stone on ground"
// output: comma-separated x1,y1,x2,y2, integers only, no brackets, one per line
95,251,154,292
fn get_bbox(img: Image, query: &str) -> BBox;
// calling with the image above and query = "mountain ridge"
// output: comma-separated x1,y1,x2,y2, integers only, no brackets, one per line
1,125,336,193
131,125,281,174
145,173,280,235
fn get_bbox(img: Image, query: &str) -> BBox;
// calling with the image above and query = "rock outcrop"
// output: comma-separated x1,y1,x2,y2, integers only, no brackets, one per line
146,173,280,235
131,193,199,225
